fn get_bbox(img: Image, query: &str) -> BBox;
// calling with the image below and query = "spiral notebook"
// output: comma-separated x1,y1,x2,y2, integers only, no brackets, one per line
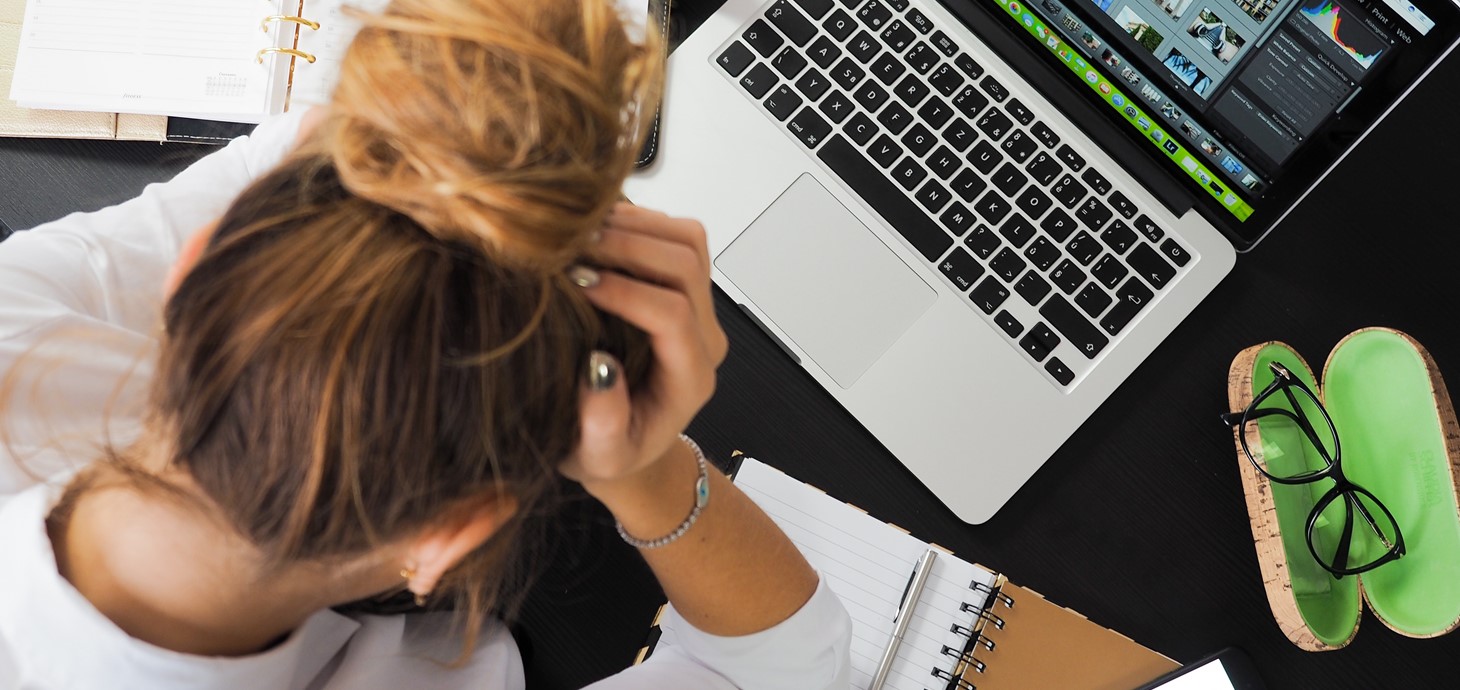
639,458,1177,689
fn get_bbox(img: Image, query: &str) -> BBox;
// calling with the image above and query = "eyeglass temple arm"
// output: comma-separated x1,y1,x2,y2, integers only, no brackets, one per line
1220,406,1304,427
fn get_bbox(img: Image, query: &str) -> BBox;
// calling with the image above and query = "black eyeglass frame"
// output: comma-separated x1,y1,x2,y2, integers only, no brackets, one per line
1221,362,1406,578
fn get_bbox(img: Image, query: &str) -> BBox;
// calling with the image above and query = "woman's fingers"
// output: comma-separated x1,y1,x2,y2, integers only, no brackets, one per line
560,351,634,484
583,270,708,387
591,228,703,293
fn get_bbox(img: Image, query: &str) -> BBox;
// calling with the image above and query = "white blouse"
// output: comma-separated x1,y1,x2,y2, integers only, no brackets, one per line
0,110,853,690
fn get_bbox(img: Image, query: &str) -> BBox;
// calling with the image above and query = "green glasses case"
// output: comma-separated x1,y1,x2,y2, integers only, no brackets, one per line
1226,327,1460,650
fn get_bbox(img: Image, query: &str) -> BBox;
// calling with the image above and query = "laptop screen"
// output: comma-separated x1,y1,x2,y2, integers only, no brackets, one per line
971,0,1460,246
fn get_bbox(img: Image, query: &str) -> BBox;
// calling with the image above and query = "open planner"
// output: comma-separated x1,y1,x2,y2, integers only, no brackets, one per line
641,458,1178,689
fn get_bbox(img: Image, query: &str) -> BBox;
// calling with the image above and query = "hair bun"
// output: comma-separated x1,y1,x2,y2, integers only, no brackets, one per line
322,0,663,269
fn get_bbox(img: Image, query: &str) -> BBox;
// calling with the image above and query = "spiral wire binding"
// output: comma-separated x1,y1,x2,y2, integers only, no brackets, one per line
931,667,977,689
935,578,1018,690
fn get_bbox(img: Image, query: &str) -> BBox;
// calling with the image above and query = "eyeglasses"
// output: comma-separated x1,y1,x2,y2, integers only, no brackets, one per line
1221,362,1405,578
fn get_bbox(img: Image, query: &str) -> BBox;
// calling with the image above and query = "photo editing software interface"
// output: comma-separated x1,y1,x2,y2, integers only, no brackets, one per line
996,0,1444,220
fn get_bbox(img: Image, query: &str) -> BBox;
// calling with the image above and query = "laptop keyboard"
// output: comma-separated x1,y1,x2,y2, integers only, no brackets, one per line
713,0,1196,389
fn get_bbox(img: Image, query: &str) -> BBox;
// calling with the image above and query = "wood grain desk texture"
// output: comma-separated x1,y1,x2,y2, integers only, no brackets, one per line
4,6,1460,689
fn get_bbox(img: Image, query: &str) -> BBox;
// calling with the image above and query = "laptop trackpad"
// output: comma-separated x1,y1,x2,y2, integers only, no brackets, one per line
716,174,936,388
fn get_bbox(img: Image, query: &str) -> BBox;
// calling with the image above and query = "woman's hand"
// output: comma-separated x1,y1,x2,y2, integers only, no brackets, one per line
558,203,728,495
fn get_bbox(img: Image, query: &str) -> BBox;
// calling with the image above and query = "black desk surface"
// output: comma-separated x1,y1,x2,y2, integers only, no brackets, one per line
5,3,1460,687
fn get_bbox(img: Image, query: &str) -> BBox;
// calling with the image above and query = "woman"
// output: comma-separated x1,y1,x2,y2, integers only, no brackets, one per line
0,0,852,687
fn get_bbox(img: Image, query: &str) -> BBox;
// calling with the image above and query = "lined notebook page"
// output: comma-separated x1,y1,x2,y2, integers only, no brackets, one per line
9,0,293,121
656,459,999,690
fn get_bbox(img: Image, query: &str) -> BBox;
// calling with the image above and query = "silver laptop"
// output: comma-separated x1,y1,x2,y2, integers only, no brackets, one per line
624,0,1459,522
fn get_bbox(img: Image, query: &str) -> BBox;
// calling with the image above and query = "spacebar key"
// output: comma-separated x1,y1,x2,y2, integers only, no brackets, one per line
817,134,953,261
1040,294,1109,359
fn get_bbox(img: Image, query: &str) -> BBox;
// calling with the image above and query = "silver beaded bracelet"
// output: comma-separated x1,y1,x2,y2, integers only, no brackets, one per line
615,434,711,550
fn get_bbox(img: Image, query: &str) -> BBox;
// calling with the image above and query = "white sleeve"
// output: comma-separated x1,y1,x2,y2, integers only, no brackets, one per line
587,575,853,690
0,110,309,495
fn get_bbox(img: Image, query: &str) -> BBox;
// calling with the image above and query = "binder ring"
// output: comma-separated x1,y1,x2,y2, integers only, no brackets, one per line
959,602,1006,629
970,580,1016,609
931,667,977,689
257,47,317,64
261,15,321,32
941,645,988,673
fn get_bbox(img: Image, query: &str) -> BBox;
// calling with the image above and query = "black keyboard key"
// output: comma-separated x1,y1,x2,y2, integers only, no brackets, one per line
989,247,1026,282
1100,278,1154,336
1050,173,1087,208
818,89,856,122
917,96,952,129
768,0,817,45
891,156,928,191
1075,283,1112,317
1041,207,1077,242
843,112,878,145
1025,151,1062,186
995,310,1024,338
967,140,1002,174
884,0,908,10
718,42,756,77
870,53,906,84
915,179,951,213
1134,214,1165,242
1091,254,1129,289
805,36,843,68
875,100,912,133
1100,219,1137,255
1161,239,1191,267
1019,323,1059,361
795,68,832,101
907,7,934,33
955,53,984,79
927,146,961,179
1015,185,1052,220
893,74,930,107
764,85,803,121
740,63,778,99
1050,259,1085,294
942,118,978,152
905,42,938,74
830,58,866,90
973,191,1012,224
931,30,958,57
823,8,857,41
867,134,903,167
1128,243,1176,289
1024,236,1060,271
901,123,936,157
1075,196,1112,230
1045,357,1075,386
975,108,1013,141
794,0,835,19
1080,167,1112,196
1040,295,1109,359
1055,143,1085,171
1016,270,1052,305
950,168,986,202
940,201,976,236
1066,231,1101,265
980,76,1009,102
880,20,916,53
772,46,809,79
848,31,881,63
1005,98,1034,125
951,85,989,119
817,135,953,260
928,63,964,97
854,79,891,114
787,107,832,148
970,276,1009,314
938,247,985,291
999,213,1036,248
1001,129,1037,164
964,224,1000,259
744,20,784,58
989,162,1027,197
857,0,893,30
1030,121,1060,149
1108,191,1138,219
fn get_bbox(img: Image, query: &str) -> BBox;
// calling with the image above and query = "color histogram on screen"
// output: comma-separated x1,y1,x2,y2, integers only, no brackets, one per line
1301,0,1386,69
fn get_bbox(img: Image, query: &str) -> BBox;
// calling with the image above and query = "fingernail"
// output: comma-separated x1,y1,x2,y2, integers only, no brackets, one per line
567,265,600,288
588,351,619,391
589,229,603,244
